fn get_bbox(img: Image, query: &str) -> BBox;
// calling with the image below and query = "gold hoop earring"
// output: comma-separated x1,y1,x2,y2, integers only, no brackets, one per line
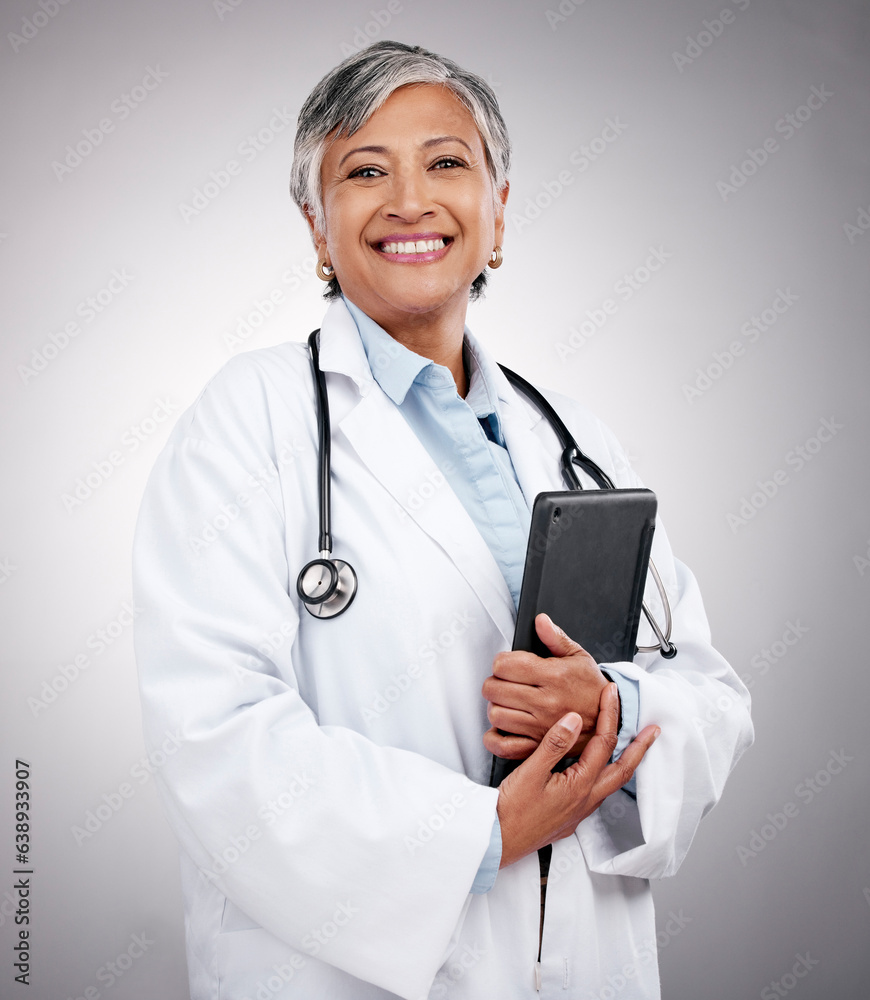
489,246,503,269
316,260,335,282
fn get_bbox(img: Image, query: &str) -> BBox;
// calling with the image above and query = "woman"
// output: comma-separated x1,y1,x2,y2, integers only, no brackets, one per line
134,41,753,999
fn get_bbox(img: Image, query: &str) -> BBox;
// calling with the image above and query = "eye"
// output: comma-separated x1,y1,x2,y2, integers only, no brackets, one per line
431,156,465,170
348,165,385,179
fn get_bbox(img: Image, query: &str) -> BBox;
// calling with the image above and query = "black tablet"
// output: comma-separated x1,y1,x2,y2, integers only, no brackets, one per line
489,488,657,785
514,489,657,662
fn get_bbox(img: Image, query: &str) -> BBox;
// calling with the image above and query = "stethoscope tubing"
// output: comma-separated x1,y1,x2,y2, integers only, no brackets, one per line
300,332,675,655
308,330,334,556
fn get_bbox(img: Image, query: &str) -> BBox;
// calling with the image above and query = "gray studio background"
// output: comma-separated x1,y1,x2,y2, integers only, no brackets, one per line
2,0,868,997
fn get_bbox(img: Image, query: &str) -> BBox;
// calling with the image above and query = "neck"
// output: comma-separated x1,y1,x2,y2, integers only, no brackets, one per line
370,300,470,398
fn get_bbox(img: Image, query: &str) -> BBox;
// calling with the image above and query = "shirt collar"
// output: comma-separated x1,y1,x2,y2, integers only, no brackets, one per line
344,298,430,405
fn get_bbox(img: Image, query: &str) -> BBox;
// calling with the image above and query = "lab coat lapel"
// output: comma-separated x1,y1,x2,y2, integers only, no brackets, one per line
318,301,517,646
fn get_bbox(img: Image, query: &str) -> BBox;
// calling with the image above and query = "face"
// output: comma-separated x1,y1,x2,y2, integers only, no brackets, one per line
309,84,508,335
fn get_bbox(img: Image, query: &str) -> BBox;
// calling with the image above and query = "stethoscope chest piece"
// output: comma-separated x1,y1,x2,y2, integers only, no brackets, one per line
297,556,357,619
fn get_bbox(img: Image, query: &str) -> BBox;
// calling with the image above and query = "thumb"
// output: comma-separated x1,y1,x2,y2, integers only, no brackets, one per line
535,613,584,658
523,712,583,779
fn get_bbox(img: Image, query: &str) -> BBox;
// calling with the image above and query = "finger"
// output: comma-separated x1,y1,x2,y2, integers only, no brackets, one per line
591,724,660,799
572,683,621,778
487,704,541,738
490,650,547,684
482,676,544,710
482,727,538,760
518,711,583,782
534,613,589,659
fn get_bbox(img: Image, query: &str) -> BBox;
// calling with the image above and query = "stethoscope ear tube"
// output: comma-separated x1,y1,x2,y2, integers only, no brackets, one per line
637,562,677,657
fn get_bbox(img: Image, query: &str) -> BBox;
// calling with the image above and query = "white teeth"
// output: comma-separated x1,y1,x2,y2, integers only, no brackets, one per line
379,238,446,254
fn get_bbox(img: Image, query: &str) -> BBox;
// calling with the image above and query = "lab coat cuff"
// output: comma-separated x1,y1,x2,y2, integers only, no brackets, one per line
470,815,502,894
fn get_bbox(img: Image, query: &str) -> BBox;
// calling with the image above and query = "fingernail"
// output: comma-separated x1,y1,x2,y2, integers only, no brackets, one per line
653,726,661,741
558,712,581,732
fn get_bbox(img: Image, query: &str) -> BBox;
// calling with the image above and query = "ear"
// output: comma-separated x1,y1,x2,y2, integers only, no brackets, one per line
493,181,509,247
304,207,329,262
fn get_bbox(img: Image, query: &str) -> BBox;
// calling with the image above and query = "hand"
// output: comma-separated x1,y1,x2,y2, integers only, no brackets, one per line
496,684,659,868
482,614,611,761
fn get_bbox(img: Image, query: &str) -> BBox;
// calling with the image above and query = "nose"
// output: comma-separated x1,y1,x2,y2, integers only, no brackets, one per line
382,169,435,223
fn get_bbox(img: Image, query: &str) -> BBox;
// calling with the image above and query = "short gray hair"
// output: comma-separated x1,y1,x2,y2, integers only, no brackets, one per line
290,40,511,300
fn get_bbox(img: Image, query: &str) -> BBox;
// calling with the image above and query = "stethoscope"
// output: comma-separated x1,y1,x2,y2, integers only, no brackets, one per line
296,330,677,658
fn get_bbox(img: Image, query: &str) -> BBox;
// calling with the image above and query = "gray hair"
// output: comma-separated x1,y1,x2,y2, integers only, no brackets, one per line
290,40,511,301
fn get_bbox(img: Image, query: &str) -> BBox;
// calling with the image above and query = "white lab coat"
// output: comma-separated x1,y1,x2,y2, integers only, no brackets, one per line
134,298,753,1000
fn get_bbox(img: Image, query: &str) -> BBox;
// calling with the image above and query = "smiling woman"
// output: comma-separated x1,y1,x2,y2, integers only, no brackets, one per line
133,39,752,1000
307,84,507,391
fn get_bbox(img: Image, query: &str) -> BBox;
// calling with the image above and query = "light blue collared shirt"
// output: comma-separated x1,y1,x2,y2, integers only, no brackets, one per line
344,299,638,893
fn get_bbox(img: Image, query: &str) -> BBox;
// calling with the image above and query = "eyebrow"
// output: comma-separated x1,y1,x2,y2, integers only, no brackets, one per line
337,136,474,169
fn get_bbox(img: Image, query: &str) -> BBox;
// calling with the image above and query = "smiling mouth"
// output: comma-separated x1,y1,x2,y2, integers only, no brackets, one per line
377,237,452,255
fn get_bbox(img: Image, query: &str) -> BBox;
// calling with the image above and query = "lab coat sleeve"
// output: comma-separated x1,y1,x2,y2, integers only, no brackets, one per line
133,355,498,1000
559,410,754,880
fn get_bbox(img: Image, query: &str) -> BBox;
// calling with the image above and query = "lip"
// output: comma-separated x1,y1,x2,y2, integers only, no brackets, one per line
371,233,454,263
